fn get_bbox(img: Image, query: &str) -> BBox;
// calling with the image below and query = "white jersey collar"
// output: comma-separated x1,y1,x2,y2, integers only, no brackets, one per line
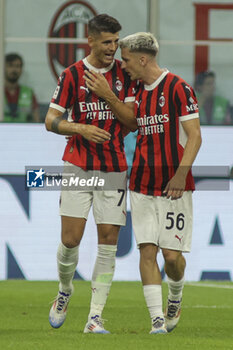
144,69,169,91
83,57,115,73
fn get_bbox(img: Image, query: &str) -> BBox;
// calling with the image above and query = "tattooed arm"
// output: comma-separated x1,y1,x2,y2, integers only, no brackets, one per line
45,107,111,143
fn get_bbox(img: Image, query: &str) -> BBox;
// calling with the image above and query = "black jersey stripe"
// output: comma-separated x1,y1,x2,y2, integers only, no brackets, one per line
169,77,180,171
181,82,190,101
96,143,107,171
99,67,116,171
73,102,81,122
105,63,122,172
181,82,192,113
118,129,124,153
70,65,79,120
70,65,78,91
146,90,155,195
96,97,107,171
134,89,145,191
75,136,80,154
82,80,95,169
175,89,182,117
82,134,93,169
157,76,169,193
108,118,120,172
123,70,132,97
136,87,143,118
65,82,74,109
111,63,119,97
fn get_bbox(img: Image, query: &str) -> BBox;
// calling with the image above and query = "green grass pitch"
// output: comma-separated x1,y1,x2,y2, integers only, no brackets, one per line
1,280,233,350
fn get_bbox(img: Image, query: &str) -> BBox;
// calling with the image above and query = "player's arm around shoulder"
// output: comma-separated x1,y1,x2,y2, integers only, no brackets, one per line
45,107,111,143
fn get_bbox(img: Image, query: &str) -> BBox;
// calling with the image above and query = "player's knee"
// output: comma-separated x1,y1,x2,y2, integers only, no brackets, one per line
165,258,177,270
99,233,118,245
98,225,120,245
140,244,157,264
61,229,82,248
61,237,79,248
163,250,181,268
61,217,85,247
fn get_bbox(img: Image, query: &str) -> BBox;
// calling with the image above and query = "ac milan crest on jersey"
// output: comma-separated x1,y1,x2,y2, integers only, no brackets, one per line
115,79,123,91
159,94,165,107
48,1,97,81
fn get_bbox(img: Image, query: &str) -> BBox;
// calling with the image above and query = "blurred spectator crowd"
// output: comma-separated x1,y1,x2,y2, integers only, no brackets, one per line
2,54,233,129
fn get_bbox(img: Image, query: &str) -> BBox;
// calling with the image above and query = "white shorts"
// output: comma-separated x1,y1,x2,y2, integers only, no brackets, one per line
60,164,127,226
130,190,193,252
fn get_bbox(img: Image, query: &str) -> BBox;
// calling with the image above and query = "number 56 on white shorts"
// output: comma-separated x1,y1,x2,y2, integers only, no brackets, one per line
130,190,193,252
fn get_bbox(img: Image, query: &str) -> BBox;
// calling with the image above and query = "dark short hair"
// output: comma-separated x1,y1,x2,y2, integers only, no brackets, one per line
88,14,122,35
5,53,23,66
194,70,215,90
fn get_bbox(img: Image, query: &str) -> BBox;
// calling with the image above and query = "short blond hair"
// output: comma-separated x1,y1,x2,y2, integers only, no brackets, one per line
119,32,159,56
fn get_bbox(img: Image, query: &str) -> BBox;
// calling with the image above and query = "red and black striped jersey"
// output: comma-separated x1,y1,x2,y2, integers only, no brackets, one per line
50,58,136,172
129,70,199,196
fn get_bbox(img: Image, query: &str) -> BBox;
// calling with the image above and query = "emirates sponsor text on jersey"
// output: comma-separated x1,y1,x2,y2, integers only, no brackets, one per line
79,101,115,120
137,113,169,135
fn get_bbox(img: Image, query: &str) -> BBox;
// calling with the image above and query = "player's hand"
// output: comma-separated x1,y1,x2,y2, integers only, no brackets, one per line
163,173,186,200
83,70,111,98
77,124,111,143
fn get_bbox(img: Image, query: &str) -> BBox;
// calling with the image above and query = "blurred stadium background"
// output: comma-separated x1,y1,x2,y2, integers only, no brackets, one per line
0,0,233,283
